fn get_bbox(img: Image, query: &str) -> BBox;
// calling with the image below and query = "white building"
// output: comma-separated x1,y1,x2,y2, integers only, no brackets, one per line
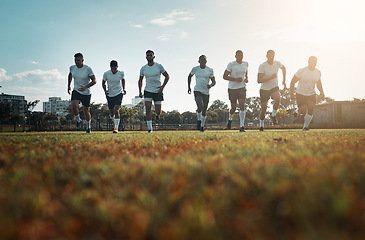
313,101,365,124
43,97,70,117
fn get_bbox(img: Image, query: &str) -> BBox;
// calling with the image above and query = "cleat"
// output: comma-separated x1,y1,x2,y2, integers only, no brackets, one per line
148,129,152,133
200,127,205,132
113,128,118,133
197,120,201,130
86,128,91,134
155,115,160,121
76,121,82,131
259,127,264,131
239,127,246,132
227,120,232,130
302,127,309,131
270,115,278,125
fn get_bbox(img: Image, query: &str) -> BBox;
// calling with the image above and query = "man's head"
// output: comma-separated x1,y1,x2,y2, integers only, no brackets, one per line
235,50,243,63
146,50,155,63
74,53,84,68
198,55,207,67
110,60,118,74
266,50,275,61
308,56,317,68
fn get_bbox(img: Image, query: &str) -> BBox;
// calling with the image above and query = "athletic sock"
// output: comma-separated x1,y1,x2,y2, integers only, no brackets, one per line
197,112,202,121
114,118,120,129
201,115,206,127
272,109,277,117
295,109,299,114
260,119,265,128
239,110,246,128
303,114,313,129
147,120,152,131
86,120,91,129
228,112,233,121
76,114,81,122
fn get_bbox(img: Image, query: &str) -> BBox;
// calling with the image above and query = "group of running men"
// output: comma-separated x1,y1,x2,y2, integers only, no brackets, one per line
68,50,324,133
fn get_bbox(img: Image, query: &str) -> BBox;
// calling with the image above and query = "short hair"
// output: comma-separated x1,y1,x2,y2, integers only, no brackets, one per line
74,53,83,59
199,55,207,60
146,50,154,55
236,50,243,55
110,60,118,67
309,56,317,61
267,50,275,55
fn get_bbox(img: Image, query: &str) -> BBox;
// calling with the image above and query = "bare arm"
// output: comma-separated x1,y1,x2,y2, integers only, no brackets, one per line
281,65,287,88
223,70,242,82
122,78,126,95
290,75,300,100
102,80,108,96
257,73,277,84
138,75,144,98
316,79,325,99
208,76,216,89
68,73,73,94
187,73,193,94
79,75,96,92
158,71,170,93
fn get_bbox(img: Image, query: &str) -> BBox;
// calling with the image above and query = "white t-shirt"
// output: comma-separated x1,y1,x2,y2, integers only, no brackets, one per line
70,65,94,95
258,61,283,90
140,63,166,93
295,67,321,96
225,61,248,89
190,66,214,95
103,70,125,97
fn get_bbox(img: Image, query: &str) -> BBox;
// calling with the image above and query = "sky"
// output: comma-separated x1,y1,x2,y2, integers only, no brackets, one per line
1,0,365,112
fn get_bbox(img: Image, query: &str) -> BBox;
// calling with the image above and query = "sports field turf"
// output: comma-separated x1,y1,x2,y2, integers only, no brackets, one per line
1,129,365,240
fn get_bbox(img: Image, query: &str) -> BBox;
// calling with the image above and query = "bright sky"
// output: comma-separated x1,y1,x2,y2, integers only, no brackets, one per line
1,0,365,112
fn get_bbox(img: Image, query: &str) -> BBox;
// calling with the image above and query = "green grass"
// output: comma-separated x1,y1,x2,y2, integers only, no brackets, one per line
1,129,365,240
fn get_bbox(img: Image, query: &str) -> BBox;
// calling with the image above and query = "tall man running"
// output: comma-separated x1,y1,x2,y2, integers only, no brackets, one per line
188,55,216,132
138,50,170,133
68,53,96,133
223,50,249,132
102,60,126,134
290,56,325,131
257,50,286,131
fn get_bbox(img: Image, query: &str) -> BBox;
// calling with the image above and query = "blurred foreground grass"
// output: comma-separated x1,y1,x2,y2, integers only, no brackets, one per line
1,129,365,240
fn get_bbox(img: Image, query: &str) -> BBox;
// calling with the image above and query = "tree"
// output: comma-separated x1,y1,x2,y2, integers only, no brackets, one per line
26,100,39,131
276,109,289,124
119,106,136,130
0,102,11,131
181,111,196,124
208,99,229,111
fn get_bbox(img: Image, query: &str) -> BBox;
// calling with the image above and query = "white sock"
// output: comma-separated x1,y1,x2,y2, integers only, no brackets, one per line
239,110,246,128
201,115,206,127
86,120,91,129
197,112,202,121
260,119,265,128
114,118,120,129
147,120,152,131
303,114,313,128
295,109,299,114
272,109,277,117
76,114,81,122
228,112,233,121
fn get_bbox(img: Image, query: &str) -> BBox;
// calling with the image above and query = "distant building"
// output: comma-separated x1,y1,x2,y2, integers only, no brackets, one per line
313,101,365,124
0,93,27,116
132,96,143,106
43,97,70,117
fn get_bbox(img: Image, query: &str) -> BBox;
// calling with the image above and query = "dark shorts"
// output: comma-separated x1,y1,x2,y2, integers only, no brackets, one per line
194,91,210,109
228,87,246,102
296,94,316,107
107,93,123,110
260,86,279,103
71,90,91,107
144,91,164,103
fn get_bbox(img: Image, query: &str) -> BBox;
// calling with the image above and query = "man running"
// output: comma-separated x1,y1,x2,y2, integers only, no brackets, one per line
138,50,170,133
188,55,216,132
290,56,325,131
223,50,248,132
257,50,286,131
102,60,126,133
68,53,96,133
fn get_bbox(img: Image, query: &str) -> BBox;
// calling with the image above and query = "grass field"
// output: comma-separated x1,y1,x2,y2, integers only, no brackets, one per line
1,129,365,240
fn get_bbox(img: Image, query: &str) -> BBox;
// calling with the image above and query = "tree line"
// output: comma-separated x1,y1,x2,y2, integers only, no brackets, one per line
3,88,361,132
